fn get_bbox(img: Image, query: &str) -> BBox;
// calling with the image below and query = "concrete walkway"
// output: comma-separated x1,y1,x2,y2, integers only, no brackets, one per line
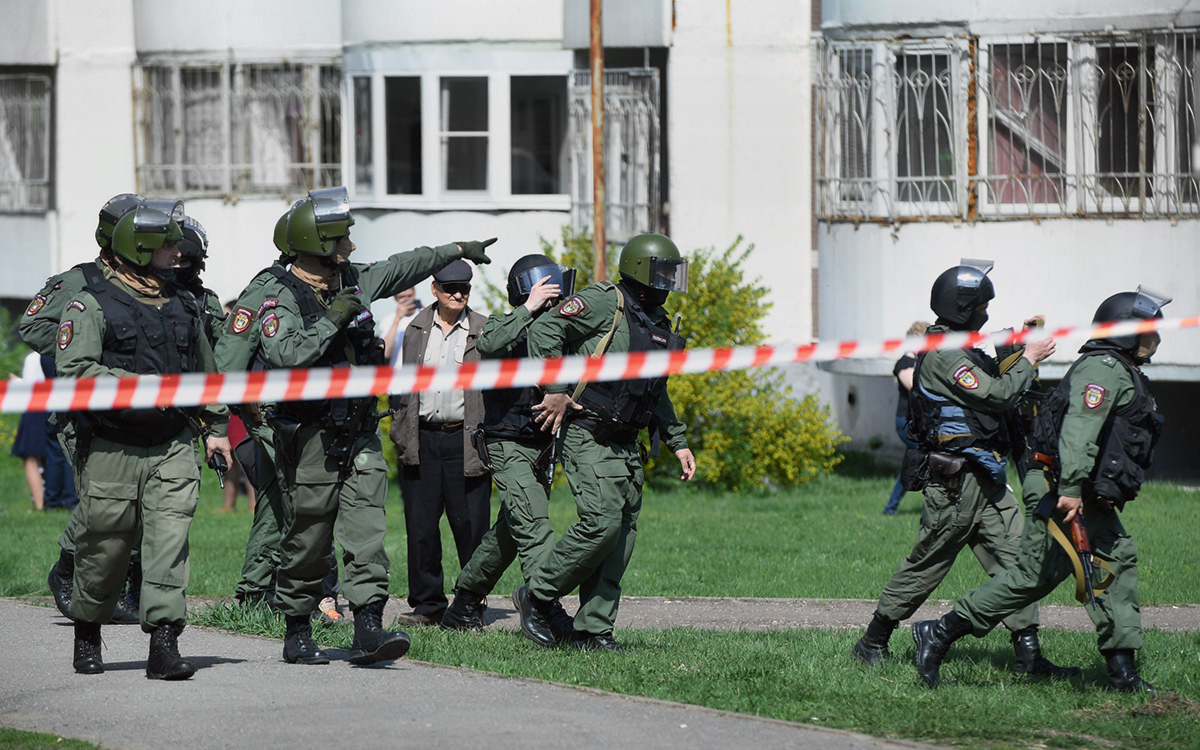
0,599,936,750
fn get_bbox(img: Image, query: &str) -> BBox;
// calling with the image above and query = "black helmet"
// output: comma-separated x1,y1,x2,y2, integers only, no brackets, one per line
176,215,208,283
930,259,995,330
1081,286,1172,360
506,254,577,307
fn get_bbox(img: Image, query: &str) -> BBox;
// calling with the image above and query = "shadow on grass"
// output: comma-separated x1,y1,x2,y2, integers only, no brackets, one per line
834,450,897,480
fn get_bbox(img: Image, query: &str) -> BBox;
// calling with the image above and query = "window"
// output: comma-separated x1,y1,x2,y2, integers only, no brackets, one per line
135,61,341,198
385,77,421,194
511,76,567,194
0,73,52,213
894,50,956,205
441,77,488,191
353,77,373,193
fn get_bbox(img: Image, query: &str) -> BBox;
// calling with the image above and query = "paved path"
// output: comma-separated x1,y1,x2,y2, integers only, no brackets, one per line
0,599,935,750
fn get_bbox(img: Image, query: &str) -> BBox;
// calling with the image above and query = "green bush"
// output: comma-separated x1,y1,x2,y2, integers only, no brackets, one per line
479,228,845,492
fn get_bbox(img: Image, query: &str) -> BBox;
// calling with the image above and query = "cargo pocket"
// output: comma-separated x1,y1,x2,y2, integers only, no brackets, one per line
82,480,140,534
292,462,340,516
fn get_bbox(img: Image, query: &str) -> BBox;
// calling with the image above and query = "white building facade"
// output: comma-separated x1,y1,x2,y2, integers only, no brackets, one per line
816,0,1200,478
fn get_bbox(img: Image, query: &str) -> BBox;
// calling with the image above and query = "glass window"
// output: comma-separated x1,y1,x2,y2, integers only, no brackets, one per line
441,77,488,191
385,76,421,195
895,51,954,204
511,76,566,194
0,73,52,212
1096,43,1155,200
354,77,373,193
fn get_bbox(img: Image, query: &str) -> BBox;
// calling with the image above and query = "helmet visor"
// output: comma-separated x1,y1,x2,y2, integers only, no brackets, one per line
309,187,353,241
513,264,577,300
1132,285,1172,319
643,257,690,292
142,200,185,225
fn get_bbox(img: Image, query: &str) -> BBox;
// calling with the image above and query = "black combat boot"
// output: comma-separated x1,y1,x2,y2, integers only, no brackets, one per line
441,589,486,633
348,600,411,665
572,631,623,652
146,624,195,680
851,611,899,666
1104,649,1161,693
283,614,329,664
110,562,142,625
72,621,103,675
912,611,972,687
547,599,576,644
513,586,556,648
48,549,75,620
1011,625,1081,679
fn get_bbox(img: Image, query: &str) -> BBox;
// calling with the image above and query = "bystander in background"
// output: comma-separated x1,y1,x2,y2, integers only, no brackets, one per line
882,321,929,515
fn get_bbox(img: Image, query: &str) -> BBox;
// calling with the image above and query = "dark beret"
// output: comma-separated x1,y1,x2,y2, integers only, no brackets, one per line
433,259,473,284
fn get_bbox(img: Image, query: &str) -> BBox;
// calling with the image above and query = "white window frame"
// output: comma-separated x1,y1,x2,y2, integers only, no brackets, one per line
0,73,52,214
343,47,572,211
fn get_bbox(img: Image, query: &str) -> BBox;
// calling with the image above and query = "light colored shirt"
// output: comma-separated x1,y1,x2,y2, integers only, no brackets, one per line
417,308,468,422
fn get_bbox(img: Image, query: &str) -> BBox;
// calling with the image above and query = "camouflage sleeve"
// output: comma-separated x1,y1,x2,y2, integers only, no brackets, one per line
1057,356,1137,496
477,307,532,358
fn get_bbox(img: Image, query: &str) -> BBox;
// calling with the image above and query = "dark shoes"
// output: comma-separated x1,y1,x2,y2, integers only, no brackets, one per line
348,600,410,666
1011,626,1080,680
72,621,103,675
912,611,972,687
513,586,556,648
441,589,486,634
283,615,330,665
110,564,142,625
146,624,195,680
1104,649,1163,693
851,611,898,666
546,599,576,644
48,551,75,621
572,632,623,652
395,611,444,628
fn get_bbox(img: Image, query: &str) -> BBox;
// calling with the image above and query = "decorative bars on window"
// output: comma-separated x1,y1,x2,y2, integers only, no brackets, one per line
134,62,341,198
0,75,52,213
817,31,1200,221
569,68,662,244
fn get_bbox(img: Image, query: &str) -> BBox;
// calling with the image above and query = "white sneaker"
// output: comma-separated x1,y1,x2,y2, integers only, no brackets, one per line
314,596,348,626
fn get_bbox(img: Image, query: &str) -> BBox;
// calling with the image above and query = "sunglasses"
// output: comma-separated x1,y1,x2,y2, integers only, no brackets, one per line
437,282,472,296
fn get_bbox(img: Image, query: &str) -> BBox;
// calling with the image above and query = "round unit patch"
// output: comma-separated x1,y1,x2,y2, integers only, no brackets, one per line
1083,384,1107,409
261,312,280,338
558,296,588,317
57,321,73,350
230,307,253,334
25,295,46,316
953,364,980,390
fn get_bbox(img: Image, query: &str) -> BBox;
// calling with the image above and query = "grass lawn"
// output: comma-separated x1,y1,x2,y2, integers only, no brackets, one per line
2,413,1198,749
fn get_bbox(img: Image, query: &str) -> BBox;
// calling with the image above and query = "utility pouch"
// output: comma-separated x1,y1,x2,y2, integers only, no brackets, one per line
268,413,302,466
927,451,967,495
470,428,494,471
233,436,261,492
899,447,929,492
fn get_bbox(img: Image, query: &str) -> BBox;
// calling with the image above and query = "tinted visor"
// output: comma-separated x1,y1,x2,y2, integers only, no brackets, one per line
142,200,185,225
513,264,576,300
310,187,353,241
1132,285,1172,319
644,257,689,292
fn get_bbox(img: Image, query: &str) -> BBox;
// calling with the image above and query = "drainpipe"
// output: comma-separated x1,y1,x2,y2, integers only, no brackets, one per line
590,0,607,280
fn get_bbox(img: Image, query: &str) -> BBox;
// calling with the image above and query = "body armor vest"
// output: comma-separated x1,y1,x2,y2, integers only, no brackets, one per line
1030,351,1161,509
908,347,1012,483
481,327,548,443
84,275,201,441
573,281,685,430
259,266,384,426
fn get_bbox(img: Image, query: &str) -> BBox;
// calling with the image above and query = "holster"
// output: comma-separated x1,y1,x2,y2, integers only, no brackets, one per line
266,412,302,468
233,436,260,493
927,451,967,496
470,428,494,471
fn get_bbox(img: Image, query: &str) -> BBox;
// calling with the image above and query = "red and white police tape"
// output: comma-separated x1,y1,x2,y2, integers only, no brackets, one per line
2,315,1196,415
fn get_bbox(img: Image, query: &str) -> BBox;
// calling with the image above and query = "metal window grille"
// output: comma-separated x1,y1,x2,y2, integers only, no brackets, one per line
817,30,1200,221
0,74,51,213
569,68,661,244
135,61,341,198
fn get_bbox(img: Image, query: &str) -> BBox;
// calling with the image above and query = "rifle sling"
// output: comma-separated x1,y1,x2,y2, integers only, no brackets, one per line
570,288,625,403
1044,518,1115,604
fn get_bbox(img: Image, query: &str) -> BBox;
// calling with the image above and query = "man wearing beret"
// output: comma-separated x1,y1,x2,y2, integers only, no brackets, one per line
389,260,491,625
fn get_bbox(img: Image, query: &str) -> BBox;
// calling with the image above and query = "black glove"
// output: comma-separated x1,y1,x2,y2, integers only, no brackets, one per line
457,237,497,265
325,288,365,328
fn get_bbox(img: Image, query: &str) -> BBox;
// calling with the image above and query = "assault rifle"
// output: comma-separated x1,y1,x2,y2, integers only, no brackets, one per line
1069,515,1101,609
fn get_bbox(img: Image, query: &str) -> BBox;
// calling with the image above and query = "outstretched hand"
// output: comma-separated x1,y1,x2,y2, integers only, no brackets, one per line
458,238,497,265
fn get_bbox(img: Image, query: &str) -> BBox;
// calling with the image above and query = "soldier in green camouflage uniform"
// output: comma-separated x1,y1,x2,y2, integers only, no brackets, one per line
912,288,1171,692
514,234,696,652
57,204,231,680
254,187,495,666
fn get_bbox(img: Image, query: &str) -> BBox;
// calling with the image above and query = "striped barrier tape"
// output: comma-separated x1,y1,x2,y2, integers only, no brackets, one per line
1,315,1196,415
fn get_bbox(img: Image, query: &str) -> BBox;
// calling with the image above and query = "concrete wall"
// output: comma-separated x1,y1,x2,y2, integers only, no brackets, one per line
342,0,562,44
0,0,54,64
133,0,341,58
669,0,815,345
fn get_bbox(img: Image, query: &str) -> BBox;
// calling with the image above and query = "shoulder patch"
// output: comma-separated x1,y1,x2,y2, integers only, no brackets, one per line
229,307,254,336
1083,384,1107,409
67,299,87,313
559,295,588,317
261,312,280,338
953,364,980,390
57,321,73,350
257,298,279,316
24,295,46,316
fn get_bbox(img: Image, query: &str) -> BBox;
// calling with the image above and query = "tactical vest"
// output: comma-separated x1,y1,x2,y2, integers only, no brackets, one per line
481,327,548,443
1030,351,1161,509
573,281,685,430
84,276,201,442
908,347,1012,483
258,266,384,426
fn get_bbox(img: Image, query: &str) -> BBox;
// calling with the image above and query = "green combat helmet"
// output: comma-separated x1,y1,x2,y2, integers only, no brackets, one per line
111,205,182,269
617,233,690,293
273,200,305,256
286,187,354,257
95,193,144,250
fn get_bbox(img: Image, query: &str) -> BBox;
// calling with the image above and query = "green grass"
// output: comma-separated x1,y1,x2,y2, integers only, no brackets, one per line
0,728,102,750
